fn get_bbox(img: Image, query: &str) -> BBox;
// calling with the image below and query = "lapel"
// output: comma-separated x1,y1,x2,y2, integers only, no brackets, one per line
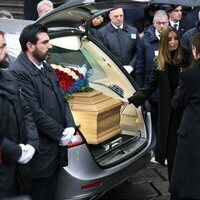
43,62,65,112
178,20,185,35
122,23,129,33
41,62,55,88
108,23,117,33
18,52,52,87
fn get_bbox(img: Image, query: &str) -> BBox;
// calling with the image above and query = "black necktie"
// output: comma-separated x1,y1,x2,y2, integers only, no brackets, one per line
40,67,46,76
173,24,178,30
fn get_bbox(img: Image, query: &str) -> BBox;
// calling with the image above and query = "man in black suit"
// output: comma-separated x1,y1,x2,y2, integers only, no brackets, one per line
166,5,191,37
9,24,76,200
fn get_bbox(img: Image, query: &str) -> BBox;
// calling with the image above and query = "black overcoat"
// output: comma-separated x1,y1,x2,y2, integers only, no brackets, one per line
170,59,200,198
0,69,39,198
97,22,140,67
128,63,181,166
170,19,191,38
9,52,75,178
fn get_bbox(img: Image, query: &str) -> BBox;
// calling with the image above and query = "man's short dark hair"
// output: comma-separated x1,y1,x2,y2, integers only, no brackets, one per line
19,23,48,51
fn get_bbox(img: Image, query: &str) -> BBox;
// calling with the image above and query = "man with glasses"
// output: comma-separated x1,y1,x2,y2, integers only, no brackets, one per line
134,10,169,137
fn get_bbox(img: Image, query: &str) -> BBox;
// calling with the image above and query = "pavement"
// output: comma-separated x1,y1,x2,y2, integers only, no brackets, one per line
99,158,171,200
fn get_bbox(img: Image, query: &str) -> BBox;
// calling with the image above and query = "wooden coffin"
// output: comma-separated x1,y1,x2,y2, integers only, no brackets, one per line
69,90,122,144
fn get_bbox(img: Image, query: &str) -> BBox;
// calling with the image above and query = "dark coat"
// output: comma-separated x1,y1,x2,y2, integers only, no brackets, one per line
181,21,200,52
97,22,140,67
23,0,40,20
124,8,145,33
128,63,182,166
0,69,39,198
134,25,159,102
170,59,200,199
181,21,200,66
9,52,75,178
169,18,191,37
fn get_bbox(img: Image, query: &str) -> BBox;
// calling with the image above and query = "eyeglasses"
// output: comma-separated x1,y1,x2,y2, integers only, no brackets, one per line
155,21,168,26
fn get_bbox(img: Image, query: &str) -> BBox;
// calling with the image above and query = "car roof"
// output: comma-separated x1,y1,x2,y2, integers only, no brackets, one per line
0,0,150,56
0,0,150,34
0,18,34,34
36,0,150,29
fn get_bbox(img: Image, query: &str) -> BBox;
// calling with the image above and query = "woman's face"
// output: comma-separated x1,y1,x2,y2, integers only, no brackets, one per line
92,16,104,26
168,31,179,51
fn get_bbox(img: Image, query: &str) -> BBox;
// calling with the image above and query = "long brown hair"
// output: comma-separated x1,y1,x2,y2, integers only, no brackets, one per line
156,26,183,71
192,32,200,61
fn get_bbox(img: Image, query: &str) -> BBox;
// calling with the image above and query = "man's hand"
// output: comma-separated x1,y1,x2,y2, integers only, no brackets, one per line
59,127,75,146
71,135,82,143
117,97,129,113
123,65,133,74
18,144,35,164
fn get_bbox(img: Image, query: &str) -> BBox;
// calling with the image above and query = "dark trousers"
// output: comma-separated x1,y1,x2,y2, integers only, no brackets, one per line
31,171,59,200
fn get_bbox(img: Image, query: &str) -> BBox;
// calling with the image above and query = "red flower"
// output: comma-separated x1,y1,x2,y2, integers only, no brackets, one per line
51,64,93,101
55,68,76,92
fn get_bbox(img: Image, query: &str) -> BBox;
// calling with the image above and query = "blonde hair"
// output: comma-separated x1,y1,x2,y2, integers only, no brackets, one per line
156,26,182,71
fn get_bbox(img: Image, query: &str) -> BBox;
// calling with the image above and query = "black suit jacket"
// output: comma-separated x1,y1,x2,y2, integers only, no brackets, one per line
170,19,191,37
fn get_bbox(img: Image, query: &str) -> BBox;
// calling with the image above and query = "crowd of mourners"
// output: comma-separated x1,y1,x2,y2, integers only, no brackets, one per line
0,0,200,200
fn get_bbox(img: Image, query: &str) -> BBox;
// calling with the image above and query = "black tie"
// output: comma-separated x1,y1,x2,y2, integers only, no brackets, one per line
173,24,178,30
40,67,46,76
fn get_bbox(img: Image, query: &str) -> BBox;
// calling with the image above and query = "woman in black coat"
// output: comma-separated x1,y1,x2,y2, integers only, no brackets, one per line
169,32,200,199
122,26,184,180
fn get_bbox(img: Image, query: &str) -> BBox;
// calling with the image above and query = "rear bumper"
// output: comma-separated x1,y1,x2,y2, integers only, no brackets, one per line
56,151,153,200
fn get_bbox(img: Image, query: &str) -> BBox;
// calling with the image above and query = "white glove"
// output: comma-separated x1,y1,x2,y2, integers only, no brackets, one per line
59,127,75,146
123,65,133,74
18,144,35,164
71,135,82,143
117,97,129,113
26,144,35,158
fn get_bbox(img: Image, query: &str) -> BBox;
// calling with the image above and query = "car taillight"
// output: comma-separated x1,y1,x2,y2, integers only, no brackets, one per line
81,181,102,190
